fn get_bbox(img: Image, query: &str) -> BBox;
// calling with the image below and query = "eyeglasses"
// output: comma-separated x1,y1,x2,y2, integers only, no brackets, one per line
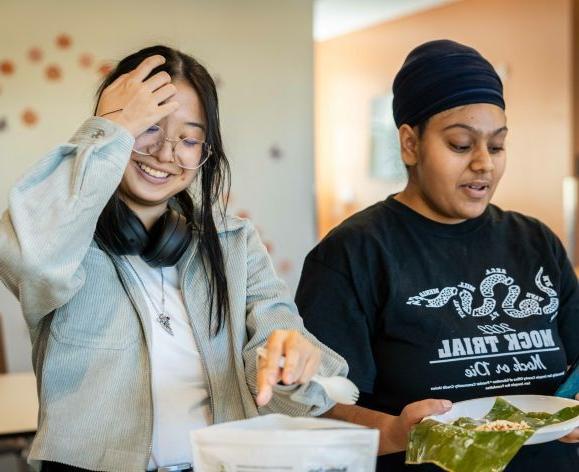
132,124,212,170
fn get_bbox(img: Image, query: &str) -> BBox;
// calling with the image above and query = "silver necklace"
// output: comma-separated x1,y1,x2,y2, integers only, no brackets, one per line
125,258,174,336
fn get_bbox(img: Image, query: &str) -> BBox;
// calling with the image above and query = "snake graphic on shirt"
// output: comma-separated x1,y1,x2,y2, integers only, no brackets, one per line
406,267,559,321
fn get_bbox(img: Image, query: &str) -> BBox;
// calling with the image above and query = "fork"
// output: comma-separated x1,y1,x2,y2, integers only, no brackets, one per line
256,346,360,405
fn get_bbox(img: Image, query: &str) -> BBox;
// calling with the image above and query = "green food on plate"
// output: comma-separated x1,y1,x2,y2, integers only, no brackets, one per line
405,397,579,472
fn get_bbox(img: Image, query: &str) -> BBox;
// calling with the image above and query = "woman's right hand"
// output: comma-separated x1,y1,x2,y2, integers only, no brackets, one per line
95,55,179,137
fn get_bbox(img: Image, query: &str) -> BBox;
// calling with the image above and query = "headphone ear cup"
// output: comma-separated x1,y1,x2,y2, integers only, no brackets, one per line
121,205,150,255
96,197,149,255
142,208,191,267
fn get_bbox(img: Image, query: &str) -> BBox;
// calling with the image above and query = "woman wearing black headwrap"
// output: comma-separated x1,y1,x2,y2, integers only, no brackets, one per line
296,39,579,471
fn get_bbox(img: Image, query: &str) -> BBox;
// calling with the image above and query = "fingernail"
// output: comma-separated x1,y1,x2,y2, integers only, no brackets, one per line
259,390,271,406
442,400,452,409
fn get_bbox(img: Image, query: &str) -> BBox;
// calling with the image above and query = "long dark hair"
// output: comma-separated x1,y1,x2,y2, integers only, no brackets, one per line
96,45,231,335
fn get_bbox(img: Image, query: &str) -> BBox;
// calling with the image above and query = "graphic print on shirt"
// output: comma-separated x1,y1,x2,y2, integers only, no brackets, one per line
407,267,559,321
406,267,566,394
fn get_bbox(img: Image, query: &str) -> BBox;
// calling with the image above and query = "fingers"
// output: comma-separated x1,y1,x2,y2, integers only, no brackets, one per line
255,331,322,406
299,350,321,384
560,394,579,439
264,330,284,382
152,82,177,104
255,354,275,407
283,337,307,385
255,331,284,406
267,331,321,385
156,101,181,119
560,395,579,442
281,332,321,385
559,428,579,443
95,55,178,137
107,72,128,89
402,399,452,425
132,55,166,82
279,331,318,385
145,71,172,92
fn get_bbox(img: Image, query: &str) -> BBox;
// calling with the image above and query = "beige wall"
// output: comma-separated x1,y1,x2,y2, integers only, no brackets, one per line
316,0,573,238
0,0,314,371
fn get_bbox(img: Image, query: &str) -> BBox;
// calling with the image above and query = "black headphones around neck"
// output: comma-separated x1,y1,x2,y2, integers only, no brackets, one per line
95,196,192,267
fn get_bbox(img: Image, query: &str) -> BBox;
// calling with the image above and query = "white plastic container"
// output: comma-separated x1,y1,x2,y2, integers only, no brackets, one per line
190,414,379,472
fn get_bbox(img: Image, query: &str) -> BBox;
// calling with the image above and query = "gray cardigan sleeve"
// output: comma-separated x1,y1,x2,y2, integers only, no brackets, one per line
241,220,349,416
0,117,134,330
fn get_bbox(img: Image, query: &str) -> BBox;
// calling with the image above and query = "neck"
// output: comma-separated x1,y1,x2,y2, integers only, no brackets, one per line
394,184,420,209
394,184,466,225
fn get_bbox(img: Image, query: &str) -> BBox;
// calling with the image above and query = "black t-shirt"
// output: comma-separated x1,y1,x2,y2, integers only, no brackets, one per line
296,196,579,471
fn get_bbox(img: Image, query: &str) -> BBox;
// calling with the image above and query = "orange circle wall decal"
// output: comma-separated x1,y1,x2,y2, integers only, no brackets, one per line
0,60,15,75
45,64,62,81
79,53,93,68
28,48,43,62
56,34,72,49
1,33,110,131
21,109,39,127
98,62,113,76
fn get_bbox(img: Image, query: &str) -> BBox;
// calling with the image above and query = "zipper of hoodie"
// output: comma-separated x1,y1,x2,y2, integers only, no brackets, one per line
179,251,216,425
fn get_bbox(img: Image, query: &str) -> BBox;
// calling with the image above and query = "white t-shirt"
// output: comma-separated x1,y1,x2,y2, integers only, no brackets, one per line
125,255,210,470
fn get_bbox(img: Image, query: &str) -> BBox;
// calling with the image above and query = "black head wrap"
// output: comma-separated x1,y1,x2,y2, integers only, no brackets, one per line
392,39,505,128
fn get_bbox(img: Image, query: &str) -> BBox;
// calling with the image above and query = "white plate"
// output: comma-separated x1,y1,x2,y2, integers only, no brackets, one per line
428,395,579,445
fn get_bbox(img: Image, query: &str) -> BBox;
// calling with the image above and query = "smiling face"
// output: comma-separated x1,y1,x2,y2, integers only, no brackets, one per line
116,79,207,227
396,103,507,224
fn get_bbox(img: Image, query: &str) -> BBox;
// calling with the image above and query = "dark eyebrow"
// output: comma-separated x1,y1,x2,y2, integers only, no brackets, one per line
185,121,206,132
442,124,508,136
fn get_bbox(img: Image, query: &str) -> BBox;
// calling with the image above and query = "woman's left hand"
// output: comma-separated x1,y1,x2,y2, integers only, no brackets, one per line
255,330,321,406
559,393,579,443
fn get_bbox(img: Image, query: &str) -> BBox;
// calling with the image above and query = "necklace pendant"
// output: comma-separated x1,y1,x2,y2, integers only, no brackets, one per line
157,313,174,336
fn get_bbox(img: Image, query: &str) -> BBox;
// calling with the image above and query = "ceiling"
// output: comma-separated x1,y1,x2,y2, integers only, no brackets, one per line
314,0,459,41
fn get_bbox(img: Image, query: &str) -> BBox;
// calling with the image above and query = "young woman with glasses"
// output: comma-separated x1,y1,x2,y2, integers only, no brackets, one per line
0,45,352,471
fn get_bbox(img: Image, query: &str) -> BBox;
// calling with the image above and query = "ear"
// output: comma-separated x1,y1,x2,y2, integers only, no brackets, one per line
399,124,419,167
